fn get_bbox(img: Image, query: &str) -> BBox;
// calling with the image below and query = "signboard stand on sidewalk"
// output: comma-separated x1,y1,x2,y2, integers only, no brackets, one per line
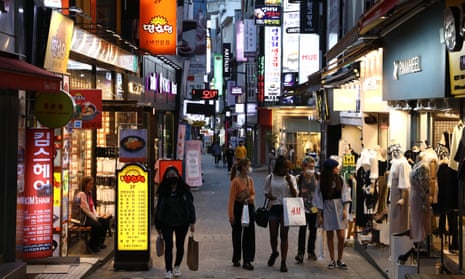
114,163,152,270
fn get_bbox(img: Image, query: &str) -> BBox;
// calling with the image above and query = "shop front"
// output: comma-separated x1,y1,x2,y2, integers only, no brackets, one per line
358,1,464,276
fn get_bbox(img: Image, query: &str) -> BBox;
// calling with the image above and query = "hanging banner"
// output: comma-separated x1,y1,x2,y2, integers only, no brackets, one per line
139,0,177,55
70,89,102,129
184,140,203,187
22,128,54,259
119,129,148,163
44,11,74,74
176,124,186,160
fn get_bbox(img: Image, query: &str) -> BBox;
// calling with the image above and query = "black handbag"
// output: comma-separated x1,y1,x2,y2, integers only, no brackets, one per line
255,198,269,228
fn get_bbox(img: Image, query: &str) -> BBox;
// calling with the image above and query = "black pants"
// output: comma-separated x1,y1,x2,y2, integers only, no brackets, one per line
162,225,189,272
83,217,106,250
232,201,256,264
297,212,317,255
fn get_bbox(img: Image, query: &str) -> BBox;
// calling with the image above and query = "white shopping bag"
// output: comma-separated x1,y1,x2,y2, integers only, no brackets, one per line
241,203,249,227
315,227,325,260
283,197,306,226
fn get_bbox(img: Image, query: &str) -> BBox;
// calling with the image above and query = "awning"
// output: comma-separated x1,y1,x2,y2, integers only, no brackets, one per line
0,56,61,92
359,0,400,35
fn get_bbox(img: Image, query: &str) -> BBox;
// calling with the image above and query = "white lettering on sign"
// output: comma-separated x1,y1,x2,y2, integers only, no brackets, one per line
393,56,422,80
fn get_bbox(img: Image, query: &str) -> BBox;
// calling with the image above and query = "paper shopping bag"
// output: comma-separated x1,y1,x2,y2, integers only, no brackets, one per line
283,197,306,226
187,234,199,271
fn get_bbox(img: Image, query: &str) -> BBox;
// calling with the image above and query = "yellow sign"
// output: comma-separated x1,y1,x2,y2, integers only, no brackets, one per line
44,11,74,74
117,164,149,251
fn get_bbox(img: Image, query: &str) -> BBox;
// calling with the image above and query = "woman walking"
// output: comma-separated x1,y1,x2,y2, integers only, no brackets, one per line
228,158,256,270
313,158,351,270
155,167,196,279
264,155,298,272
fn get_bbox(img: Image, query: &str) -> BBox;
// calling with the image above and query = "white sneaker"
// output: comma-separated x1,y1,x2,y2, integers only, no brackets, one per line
164,270,172,279
173,266,181,276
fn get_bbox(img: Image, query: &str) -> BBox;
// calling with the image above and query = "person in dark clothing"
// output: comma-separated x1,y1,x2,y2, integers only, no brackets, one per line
295,157,318,263
226,144,235,172
155,166,196,279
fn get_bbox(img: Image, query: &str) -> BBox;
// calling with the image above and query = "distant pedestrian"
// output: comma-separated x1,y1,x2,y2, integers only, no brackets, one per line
212,141,221,166
294,157,318,263
222,143,227,167
228,158,256,270
288,145,296,174
264,156,298,273
313,158,351,270
155,167,196,279
226,144,235,173
268,147,276,174
235,140,247,162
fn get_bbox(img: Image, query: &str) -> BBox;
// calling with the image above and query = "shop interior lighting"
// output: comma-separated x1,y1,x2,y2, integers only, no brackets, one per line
401,102,412,111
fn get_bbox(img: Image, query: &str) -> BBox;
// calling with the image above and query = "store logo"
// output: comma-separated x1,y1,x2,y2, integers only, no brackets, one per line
393,56,422,80
143,16,173,34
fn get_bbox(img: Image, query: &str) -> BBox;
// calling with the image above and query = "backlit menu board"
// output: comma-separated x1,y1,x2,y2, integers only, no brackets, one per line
116,164,149,251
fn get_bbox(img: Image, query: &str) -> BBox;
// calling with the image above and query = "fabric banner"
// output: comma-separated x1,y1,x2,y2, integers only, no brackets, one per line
176,124,186,160
184,140,202,187
283,197,306,226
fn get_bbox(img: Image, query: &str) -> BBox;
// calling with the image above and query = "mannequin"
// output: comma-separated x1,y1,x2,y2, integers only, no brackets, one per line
387,144,411,235
409,152,431,244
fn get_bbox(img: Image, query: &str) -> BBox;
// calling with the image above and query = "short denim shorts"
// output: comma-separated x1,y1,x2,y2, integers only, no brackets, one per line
268,204,283,221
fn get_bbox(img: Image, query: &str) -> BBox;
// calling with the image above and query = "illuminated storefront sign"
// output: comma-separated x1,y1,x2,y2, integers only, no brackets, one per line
214,54,223,96
22,128,54,259
139,0,177,55
264,26,282,103
44,11,74,74
116,164,149,251
191,89,219,100
299,34,320,84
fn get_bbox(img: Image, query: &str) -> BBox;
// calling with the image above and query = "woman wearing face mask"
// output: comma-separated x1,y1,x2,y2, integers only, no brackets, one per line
264,155,298,272
228,158,256,270
155,166,196,279
294,157,319,263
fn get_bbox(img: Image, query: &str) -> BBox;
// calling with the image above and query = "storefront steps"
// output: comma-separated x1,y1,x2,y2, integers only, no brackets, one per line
0,262,27,279
24,242,114,279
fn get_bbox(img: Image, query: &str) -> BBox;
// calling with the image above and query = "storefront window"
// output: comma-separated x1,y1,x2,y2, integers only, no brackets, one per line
68,60,92,89
96,67,114,100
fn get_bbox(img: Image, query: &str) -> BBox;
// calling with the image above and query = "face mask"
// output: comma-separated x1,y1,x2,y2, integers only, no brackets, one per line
305,169,315,176
247,167,253,174
166,177,178,185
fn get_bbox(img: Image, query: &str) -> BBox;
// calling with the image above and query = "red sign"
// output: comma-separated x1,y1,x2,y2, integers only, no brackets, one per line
191,89,219,100
70,89,102,129
23,128,54,259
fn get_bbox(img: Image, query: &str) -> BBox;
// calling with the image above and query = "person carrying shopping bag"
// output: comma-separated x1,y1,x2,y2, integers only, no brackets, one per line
264,156,298,272
228,158,256,270
155,166,196,279
294,157,319,263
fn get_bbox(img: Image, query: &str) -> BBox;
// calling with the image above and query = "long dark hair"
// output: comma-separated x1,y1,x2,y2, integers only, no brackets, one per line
157,166,191,197
319,166,342,199
273,155,290,175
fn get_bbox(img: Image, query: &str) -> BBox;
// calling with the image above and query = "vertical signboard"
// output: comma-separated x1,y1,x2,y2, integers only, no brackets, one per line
223,43,231,79
236,21,247,62
299,34,320,84
214,54,223,96
264,26,282,103
176,124,186,160
139,0,177,55
185,140,203,187
115,163,151,270
23,128,54,259
244,19,257,56
44,11,74,74
300,0,319,34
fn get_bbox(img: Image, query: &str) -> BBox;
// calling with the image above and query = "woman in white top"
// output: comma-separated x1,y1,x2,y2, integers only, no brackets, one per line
264,156,298,272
